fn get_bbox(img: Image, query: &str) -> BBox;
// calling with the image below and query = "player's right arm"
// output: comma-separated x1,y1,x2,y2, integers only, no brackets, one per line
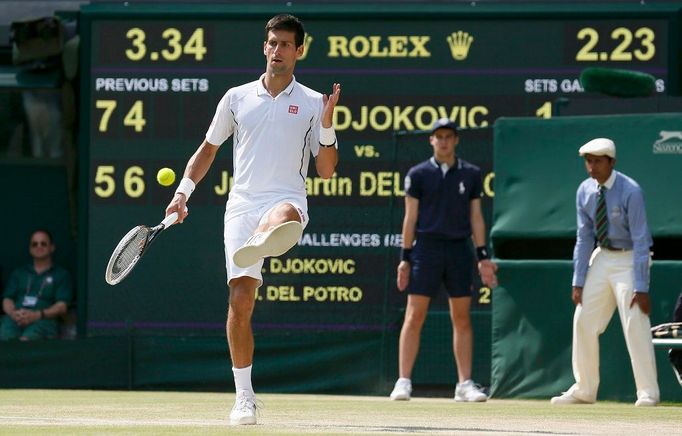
397,195,418,291
165,140,220,223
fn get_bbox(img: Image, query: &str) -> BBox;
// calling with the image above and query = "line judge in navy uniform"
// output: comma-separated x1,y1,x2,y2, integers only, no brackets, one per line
551,138,660,407
390,118,498,402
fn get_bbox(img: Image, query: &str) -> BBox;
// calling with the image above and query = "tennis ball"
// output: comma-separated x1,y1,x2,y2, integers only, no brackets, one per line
156,168,176,187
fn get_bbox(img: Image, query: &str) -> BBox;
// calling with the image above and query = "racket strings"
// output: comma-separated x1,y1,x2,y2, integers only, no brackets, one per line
109,227,149,280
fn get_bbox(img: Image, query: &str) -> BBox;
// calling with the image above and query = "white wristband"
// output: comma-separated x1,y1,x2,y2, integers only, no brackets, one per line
319,126,337,148
175,177,195,200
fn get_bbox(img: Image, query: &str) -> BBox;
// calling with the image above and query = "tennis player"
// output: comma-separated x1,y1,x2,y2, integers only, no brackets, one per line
164,14,340,425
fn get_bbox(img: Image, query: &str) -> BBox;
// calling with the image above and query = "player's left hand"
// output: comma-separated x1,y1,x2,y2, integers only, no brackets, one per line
321,83,341,128
630,292,651,315
478,259,498,288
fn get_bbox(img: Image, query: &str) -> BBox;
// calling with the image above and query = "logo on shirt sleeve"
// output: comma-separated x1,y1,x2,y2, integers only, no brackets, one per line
288,105,299,114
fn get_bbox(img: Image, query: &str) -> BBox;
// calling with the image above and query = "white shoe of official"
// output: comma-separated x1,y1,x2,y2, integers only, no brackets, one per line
550,392,590,405
233,221,303,268
635,397,658,407
229,390,257,425
454,380,488,402
389,378,412,401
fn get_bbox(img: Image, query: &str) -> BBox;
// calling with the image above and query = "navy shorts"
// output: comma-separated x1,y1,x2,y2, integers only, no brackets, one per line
408,237,474,298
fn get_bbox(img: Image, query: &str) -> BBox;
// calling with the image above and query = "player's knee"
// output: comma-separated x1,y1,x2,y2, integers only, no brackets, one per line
228,298,254,322
269,203,301,224
228,280,257,312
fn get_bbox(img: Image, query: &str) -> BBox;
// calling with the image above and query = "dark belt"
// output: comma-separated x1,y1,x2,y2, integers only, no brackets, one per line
601,245,630,252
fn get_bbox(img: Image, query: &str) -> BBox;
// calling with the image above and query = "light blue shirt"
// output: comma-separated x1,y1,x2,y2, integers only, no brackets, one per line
572,170,653,292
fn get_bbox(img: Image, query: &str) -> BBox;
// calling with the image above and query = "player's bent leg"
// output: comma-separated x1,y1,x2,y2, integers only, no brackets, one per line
233,221,303,268
233,203,304,268
258,202,303,231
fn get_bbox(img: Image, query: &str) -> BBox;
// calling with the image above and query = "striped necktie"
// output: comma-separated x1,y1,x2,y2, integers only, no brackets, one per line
596,185,609,247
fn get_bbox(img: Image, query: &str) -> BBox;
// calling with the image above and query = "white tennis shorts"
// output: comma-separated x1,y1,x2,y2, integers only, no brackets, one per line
224,197,308,287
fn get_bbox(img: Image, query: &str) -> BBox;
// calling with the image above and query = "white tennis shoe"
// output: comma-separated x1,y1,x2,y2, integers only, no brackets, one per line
389,378,412,400
233,221,303,268
635,397,658,407
229,390,257,425
550,392,590,405
454,379,488,402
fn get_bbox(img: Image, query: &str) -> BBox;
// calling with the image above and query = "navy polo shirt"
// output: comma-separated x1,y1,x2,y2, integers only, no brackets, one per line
405,156,482,240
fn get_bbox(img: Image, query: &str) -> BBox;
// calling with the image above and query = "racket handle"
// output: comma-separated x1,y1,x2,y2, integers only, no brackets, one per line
161,206,188,228
161,212,179,228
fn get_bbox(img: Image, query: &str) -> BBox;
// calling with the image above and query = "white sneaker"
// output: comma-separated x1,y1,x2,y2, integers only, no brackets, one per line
550,392,590,405
233,221,303,268
229,390,257,425
389,378,412,401
454,380,488,402
635,397,658,407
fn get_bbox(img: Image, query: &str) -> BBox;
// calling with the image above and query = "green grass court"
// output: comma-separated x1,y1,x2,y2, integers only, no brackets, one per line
0,390,680,435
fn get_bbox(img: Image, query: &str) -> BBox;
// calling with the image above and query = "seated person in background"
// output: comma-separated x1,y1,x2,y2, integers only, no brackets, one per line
1,229,73,341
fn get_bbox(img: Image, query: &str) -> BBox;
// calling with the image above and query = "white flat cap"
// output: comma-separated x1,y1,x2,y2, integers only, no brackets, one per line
579,138,616,158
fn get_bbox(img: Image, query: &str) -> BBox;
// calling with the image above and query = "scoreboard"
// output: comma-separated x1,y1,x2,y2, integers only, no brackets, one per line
79,3,680,336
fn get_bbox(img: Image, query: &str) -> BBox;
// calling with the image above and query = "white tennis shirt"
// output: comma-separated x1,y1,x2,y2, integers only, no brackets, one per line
206,75,326,220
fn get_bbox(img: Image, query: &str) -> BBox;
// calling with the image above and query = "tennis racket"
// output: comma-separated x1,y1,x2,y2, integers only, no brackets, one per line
105,211,181,285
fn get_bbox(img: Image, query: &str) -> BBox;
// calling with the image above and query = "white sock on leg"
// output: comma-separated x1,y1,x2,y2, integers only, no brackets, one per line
233,365,254,396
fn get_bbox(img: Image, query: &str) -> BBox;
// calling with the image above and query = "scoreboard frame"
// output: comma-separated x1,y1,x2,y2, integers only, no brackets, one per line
78,2,681,338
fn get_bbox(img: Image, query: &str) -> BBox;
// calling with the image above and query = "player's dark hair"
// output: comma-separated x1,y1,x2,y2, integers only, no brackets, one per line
30,229,53,244
265,14,305,47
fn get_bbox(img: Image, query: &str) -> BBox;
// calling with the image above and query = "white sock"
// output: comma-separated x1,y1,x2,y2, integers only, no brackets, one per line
232,365,254,395
397,377,411,384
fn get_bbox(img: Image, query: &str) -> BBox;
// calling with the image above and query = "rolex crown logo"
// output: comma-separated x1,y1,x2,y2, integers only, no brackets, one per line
299,33,314,60
446,31,473,60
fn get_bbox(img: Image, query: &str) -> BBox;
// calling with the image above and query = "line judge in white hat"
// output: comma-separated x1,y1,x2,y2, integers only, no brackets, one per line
551,138,660,407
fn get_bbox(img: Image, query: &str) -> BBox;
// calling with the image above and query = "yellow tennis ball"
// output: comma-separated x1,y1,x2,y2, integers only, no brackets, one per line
156,168,176,187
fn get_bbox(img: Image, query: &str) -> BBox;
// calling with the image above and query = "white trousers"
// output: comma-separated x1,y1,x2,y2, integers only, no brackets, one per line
567,248,659,402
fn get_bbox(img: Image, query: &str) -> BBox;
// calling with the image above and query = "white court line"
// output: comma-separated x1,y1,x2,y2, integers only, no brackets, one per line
0,415,227,426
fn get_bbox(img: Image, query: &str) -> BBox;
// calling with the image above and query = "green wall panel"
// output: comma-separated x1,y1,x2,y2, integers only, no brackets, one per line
491,260,682,402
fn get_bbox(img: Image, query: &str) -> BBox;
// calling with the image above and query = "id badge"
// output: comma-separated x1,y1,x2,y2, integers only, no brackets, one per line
22,295,38,307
